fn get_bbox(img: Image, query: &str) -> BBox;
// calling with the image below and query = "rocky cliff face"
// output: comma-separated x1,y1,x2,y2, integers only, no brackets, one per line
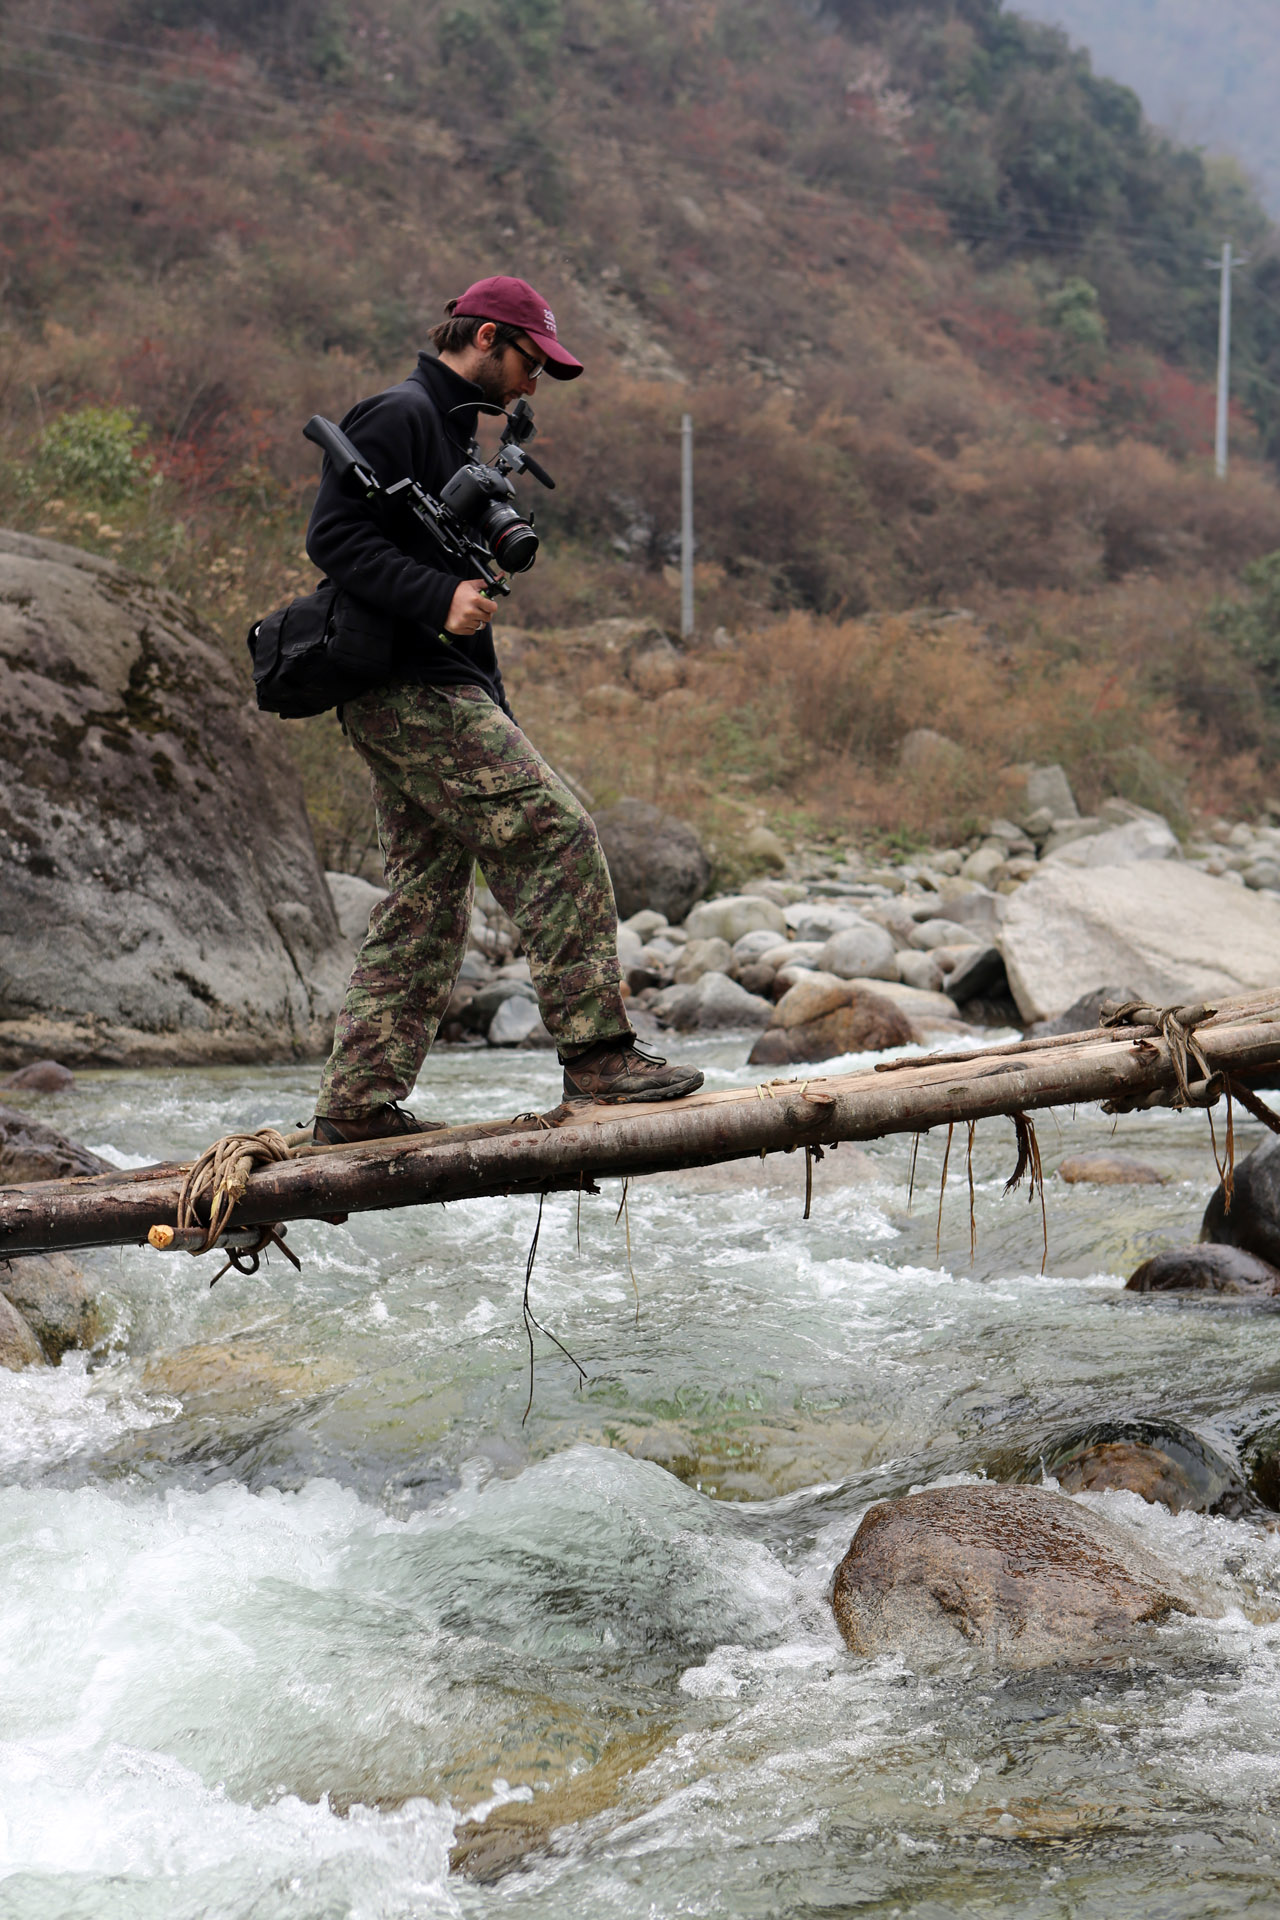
0,530,349,1066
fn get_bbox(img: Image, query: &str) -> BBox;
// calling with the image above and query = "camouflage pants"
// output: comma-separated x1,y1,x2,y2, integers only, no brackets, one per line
317,681,629,1117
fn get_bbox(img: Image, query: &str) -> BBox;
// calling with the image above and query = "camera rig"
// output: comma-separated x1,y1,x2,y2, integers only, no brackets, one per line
302,397,555,600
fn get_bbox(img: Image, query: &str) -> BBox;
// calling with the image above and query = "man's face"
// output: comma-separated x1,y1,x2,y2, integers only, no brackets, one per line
473,327,546,409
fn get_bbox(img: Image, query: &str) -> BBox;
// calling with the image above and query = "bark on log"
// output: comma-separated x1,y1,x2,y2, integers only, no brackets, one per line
3,999,1280,1258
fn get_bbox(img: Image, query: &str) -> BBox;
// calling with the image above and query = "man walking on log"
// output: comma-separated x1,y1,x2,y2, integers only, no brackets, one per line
306,276,704,1143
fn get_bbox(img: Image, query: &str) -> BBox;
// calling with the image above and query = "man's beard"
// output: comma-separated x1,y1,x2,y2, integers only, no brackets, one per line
472,348,513,409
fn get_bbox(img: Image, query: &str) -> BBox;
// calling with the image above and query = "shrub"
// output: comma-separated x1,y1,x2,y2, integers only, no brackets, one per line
1208,550,1280,721
1044,276,1108,382
31,407,154,503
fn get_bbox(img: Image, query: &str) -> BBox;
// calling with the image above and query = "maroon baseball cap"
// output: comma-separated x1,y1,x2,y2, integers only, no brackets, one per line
450,275,584,380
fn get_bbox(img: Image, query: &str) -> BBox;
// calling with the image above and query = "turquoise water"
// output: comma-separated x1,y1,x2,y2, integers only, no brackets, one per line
3,1041,1280,1917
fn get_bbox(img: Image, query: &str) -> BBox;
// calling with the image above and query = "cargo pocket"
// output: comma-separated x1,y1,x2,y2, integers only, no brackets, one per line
441,689,549,802
344,689,404,747
441,739,554,854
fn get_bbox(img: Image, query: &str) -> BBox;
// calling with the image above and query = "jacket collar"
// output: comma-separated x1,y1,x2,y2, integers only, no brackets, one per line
413,352,484,447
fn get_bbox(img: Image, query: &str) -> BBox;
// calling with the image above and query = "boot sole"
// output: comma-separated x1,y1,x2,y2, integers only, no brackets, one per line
313,1118,449,1145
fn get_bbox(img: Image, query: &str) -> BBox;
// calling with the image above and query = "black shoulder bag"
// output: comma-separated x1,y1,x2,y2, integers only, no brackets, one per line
246,584,396,719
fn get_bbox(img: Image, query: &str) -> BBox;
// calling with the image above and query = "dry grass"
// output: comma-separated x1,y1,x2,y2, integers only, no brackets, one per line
504,573,1268,859
3,0,1280,865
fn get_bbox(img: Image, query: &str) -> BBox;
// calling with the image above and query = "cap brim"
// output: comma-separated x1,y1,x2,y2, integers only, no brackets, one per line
525,331,584,381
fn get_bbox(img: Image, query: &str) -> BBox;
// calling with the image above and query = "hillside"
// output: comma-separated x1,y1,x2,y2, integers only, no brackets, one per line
5,0,1280,866
1013,0,1280,215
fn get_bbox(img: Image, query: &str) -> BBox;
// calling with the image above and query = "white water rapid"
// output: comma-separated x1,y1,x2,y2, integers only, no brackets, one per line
4,1039,1280,1917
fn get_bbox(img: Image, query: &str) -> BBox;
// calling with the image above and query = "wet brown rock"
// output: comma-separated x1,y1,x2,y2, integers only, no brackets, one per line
831,1483,1200,1668
1058,1153,1165,1186
749,990,915,1065
1046,1423,1246,1516
0,1292,45,1370
0,1060,75,1092
0,1252,103,1360
0,1104,110,1183
1126,1246,1280,1295
142,1339,350,1414
771,971,852,1029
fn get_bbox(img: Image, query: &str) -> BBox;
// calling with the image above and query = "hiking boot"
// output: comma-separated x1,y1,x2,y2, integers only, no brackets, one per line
312,1104,446,1145
561,1037,704,1105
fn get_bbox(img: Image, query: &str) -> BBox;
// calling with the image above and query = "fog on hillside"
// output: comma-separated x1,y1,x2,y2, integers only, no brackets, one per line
1014,0,1280,213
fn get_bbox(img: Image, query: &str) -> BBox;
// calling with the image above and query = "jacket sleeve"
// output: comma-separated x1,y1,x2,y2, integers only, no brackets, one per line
305,388,460,637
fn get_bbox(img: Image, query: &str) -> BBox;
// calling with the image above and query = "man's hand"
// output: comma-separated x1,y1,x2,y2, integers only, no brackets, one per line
445,579,498,635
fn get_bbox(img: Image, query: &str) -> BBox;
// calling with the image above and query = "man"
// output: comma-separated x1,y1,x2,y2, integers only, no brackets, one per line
306,274,704,1144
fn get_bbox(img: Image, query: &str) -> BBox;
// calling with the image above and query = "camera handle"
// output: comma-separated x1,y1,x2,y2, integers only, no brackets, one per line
497,398,556,491
303,415,509,597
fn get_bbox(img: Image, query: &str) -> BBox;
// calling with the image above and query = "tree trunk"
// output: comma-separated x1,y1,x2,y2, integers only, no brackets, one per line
3,1000,1280,1259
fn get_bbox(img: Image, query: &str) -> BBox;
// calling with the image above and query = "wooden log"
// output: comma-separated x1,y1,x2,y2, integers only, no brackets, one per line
3,998,1280,1259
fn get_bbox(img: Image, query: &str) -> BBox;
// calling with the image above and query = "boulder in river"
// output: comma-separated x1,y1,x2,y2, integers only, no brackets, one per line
1028,984,1139,1039
999,865,1280,1023
830,1483,1201,1668
0,529,350,1067
1127,1245,1280,1295
1058,1153,1165,1186
593,799,710,924
1201,1136,1280,1270
769,972,858,1029
1242,1422,1280,1511
0,1292,44,1371
748,982,915,1064
0,1103,109,1183
1044,1421,1247,1516
847,978,961,1026
0,1060,75,1092
0,1252,102,1360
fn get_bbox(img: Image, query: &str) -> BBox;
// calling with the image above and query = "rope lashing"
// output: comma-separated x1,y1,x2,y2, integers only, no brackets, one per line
1099,1000,1218,1109
1099,999,1242,1213
174,1128,301,1283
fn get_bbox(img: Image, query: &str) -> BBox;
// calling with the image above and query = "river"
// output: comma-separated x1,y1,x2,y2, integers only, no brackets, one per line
3,1037,1280,1918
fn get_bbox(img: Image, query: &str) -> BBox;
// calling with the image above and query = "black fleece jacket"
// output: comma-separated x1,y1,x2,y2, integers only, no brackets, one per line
305,353,512,715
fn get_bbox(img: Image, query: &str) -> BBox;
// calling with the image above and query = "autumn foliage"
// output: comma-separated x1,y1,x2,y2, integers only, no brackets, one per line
4,0,1280,852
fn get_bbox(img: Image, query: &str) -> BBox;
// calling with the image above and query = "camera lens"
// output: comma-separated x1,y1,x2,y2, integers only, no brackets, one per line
482,504,539,573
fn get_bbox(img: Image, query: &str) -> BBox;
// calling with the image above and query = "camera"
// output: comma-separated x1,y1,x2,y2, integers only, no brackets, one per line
303,396,554,599
439,459,538,574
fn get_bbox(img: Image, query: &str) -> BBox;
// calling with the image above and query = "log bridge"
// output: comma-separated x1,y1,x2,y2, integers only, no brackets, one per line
4,993,1280,1263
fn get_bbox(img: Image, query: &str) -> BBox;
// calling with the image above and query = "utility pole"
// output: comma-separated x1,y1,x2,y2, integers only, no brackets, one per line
680,412,694,640
1216,242,1233,480
1210,241,1249,480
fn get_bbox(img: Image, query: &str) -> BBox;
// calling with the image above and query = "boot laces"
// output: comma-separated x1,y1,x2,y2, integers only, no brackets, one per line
610,1042,667,1071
